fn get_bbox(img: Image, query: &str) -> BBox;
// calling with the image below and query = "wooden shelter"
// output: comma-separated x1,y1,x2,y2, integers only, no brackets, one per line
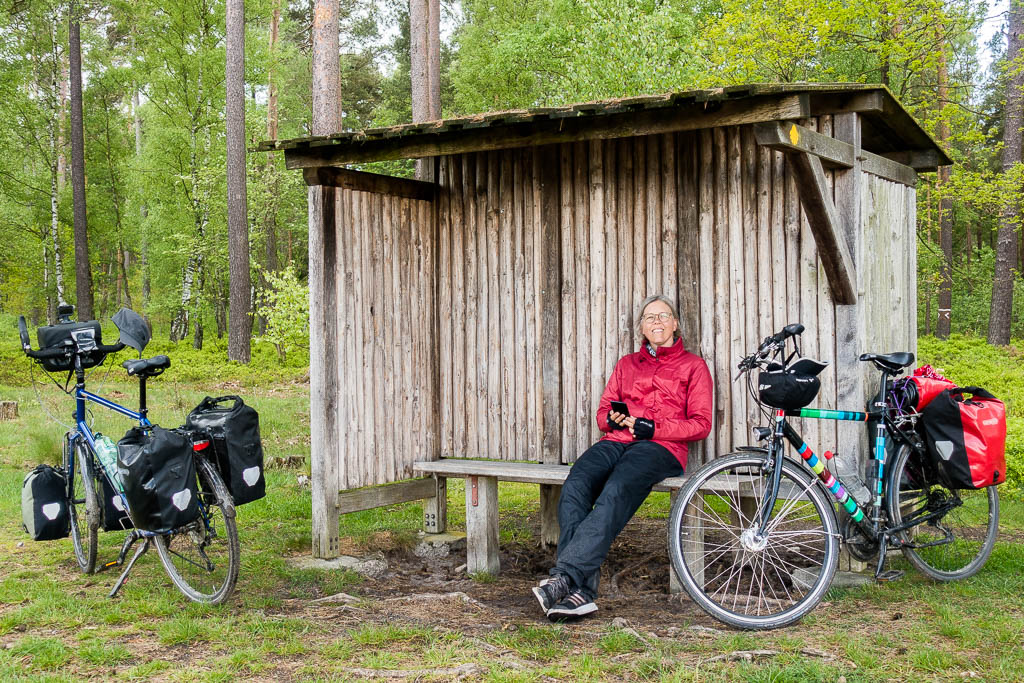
258,83,950,559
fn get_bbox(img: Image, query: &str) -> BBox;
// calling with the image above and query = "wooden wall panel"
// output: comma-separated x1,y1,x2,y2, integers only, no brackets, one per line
332,188,437,490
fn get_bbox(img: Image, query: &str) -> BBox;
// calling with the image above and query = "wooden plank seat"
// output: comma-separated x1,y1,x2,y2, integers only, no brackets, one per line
413,458,742,591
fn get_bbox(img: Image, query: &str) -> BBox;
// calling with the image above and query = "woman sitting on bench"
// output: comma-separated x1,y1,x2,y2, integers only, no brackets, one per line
532,294,713,621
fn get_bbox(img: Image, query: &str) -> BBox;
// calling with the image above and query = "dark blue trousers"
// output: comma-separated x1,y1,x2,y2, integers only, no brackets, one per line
551,439,683,599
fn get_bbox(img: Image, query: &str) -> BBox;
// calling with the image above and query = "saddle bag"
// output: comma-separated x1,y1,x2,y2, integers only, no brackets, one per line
21,464,70,541
117,426,200,531
891,366,956,413
186,396,265,505
921,386,1007,489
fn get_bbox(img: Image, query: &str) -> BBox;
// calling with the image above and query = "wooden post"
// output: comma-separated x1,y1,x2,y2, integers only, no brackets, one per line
675,489,705,594
310,184,341,558
539,483,561,547
537,144,563,546
465,475,499,574
423,476,447,533
833,113,871,512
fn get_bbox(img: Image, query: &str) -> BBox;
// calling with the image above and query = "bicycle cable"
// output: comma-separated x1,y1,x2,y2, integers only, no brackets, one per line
28,361,74,432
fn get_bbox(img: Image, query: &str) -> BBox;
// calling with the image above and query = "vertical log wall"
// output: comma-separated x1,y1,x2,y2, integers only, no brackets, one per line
317,188,438,493
320,119,917,492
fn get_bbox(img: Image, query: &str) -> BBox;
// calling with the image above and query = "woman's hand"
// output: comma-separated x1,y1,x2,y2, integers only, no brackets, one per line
630,418,655,440
608,411,636,430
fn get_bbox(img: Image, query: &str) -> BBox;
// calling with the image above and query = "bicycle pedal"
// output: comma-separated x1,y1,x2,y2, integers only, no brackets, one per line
876,570,904,582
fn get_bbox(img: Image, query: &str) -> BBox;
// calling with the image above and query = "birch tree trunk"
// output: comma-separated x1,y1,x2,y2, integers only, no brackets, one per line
226,0,252,362
990,0,1024,345
134,83,150,318
936,31,953,339
69,4,93,321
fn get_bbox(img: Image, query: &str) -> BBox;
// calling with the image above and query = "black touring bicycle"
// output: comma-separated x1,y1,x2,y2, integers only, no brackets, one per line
665,324,1001,629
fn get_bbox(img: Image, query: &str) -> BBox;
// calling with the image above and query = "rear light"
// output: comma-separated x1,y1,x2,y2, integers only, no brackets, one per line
192,439,211,452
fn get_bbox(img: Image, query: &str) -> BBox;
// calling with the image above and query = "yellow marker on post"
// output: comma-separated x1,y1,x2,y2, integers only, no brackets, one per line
789,124,800,146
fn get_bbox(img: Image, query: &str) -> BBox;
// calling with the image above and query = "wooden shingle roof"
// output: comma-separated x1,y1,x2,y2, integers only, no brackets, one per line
257,83,950,172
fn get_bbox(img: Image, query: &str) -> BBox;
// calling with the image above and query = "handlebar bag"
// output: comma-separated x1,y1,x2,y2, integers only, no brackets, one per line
921,387,1007,489
35,320,105,372
757,369,821,410
117,426,200,531
21,464,71,541
186,396,265,505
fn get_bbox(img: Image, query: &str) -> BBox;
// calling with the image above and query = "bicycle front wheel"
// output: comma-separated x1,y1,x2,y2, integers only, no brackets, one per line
668,452,839,629
154,456,240,604
886,444,998,581
66,436,99,574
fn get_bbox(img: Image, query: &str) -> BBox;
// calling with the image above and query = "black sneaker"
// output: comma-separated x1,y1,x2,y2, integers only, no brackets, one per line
546,589,598,622
532,574,570,614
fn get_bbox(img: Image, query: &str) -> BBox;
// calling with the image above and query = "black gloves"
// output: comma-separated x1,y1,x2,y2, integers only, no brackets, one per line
607,411,627,430
632,418,655,440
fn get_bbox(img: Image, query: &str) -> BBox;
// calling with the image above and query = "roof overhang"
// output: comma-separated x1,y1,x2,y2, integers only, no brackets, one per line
257,83,951,172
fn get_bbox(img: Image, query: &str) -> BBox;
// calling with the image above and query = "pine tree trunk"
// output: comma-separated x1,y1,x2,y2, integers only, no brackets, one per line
226,0,252,362
936,33,953,339
410,0,440,180
989,0,1024,345
69,6,93,321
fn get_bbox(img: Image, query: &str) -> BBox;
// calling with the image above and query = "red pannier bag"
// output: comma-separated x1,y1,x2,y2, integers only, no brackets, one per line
921,386,1007,489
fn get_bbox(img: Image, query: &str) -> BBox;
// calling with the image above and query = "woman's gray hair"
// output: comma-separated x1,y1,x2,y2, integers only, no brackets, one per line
634,294,681,344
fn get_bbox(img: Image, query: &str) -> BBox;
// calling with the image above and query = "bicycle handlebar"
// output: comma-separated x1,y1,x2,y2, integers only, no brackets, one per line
738,323,807,375
18,314,125,361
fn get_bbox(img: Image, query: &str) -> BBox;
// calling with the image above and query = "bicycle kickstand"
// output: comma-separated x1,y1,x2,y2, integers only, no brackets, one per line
874,532,904,583
107,532,152,598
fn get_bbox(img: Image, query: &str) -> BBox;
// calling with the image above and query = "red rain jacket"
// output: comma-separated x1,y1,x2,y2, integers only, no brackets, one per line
596,337,713,468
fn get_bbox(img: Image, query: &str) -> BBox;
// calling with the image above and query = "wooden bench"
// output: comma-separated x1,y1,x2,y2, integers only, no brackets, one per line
413,458,744,592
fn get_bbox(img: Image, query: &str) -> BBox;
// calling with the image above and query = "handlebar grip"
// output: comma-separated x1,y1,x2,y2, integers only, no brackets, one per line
18,316,30,350
26,346,69,360
96,342,126,354
772,323,805,342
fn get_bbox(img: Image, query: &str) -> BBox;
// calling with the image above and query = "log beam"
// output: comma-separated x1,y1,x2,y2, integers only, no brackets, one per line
303,167,437,200
787,152,858,305
755,122,917,186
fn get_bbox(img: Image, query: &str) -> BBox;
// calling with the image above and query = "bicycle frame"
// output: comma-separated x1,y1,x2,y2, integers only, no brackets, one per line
68,381,158,539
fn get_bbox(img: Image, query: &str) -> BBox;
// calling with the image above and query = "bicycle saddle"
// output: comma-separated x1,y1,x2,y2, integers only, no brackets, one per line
858,351,914,373
122,355,170,377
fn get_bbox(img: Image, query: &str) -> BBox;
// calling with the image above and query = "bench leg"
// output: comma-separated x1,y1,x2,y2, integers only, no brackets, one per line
539,484,561,548
465,475,499,575
423,476,447,534
677,491,705,592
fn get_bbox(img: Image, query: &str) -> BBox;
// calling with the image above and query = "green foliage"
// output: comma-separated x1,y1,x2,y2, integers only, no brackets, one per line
256,267,310,362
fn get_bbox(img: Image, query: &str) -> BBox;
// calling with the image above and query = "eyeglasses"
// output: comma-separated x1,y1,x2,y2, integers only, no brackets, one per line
641,312,674,325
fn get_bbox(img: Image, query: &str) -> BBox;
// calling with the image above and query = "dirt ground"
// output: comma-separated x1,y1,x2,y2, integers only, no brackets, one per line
341,514,716,632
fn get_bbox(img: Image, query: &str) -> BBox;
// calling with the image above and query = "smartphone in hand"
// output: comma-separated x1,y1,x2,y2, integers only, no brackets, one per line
610,400,629,416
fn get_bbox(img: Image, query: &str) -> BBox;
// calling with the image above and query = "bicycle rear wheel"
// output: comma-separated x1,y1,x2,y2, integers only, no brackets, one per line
668,452,839,629
66,436,99,574
886,444,998,581
154,456,240,604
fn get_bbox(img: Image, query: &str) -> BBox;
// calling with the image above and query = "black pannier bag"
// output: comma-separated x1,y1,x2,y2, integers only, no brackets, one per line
117,426,200,531
186,396,265,505
35,320,105,372
98,475,134,532
21,465,70,541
